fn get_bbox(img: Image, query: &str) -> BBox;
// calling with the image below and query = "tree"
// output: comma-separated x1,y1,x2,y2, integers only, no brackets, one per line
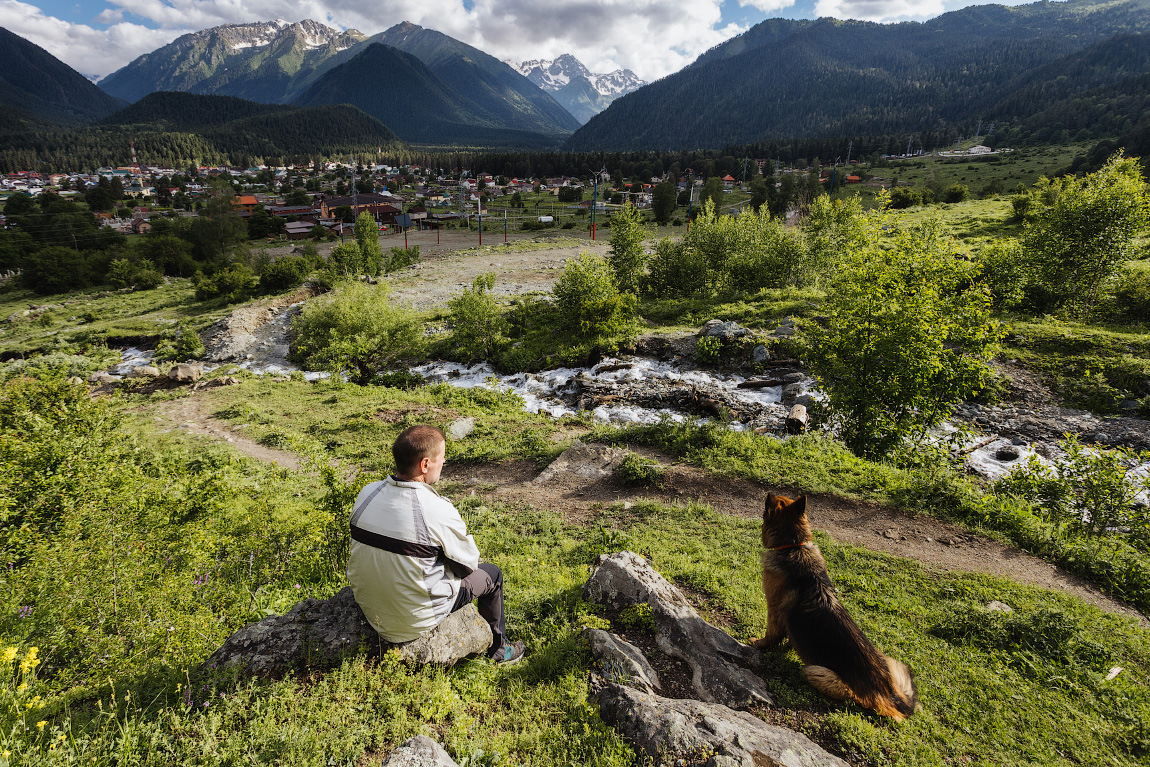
355,212,383,275
448,273,508,362
748,177,769,212
333,205,355,223
284,189,311,206
552,253,636,340
607,202,650,294
701,177,724,213
803,214,1001,459
652,179,677,223
1021,153,1150,318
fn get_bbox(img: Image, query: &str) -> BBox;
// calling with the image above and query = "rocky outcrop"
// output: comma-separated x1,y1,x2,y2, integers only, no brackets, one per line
168,363,203,383
534,441,630,485
584,628,661,694
698,320,752,341
583,552,772,708
590,676,848,767
204,586,491,677
380,736,461,767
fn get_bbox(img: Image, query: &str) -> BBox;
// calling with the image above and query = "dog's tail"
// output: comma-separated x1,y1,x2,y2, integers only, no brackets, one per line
869,657,921,721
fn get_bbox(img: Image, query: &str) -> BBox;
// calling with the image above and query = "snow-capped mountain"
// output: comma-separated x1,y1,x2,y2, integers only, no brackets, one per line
99,20,366,104
514,54,644,123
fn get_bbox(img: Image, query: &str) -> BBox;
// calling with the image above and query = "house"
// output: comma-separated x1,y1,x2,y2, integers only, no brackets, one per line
722,174,736,190
234,195,260,213
284,221,317,240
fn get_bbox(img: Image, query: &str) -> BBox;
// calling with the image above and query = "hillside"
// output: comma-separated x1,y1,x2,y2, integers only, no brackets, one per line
0,26,123,127
1,94,403,172
565,0,1150,151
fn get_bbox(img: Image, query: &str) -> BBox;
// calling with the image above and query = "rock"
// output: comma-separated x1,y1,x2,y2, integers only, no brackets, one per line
584,628,661,694
194,376,240,391
87,371,121,384
785,404,809,435
591,676,849,767
751,344,770,364
203,587,491,677
380,736,461,767
794,393,815,408
782,372,804,384
772,318,797,338
986,601,1013,613
698,320,751,340
66,376,84,386
535,441,630,485
782,383,802,402
1119,399,1141,412
168,363,204,383
127,365,160,379
583,552,772,708
448,417,476,440
994,445,1020,461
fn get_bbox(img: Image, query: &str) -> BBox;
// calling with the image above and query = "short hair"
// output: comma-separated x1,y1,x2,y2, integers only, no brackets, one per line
392,424,445,475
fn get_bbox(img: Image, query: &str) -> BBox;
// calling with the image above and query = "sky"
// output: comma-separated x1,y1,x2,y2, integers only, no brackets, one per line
1,0,1033,83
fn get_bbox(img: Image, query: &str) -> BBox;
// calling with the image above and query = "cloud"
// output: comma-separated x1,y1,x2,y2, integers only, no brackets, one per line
737,0,798,12
0,0,182,77
812,0,945,22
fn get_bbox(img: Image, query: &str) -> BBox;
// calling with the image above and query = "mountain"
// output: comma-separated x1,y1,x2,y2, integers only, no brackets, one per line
99,20,366,104
0,91,404,173
0,27,123,128
514,54,644,124
565,0,1150,151
363,22,580,137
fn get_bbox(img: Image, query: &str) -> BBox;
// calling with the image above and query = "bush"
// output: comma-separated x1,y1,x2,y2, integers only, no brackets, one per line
695,335,723,365
387,245,420,272
448,273,508,362
108,258,163,290
1111,268,1150,323
616,453,665,487
194,263,255,303
996,434,1150,546
552,253,635,340
942,184,970,203
290,281,424,383
154,320,206,362
259,255,310,293
888,188,923,209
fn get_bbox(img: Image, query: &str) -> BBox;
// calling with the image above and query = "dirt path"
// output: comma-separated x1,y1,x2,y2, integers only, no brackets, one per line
138,387,1145,623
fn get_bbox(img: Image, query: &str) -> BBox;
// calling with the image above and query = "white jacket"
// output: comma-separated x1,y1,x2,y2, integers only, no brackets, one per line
346,477,481,642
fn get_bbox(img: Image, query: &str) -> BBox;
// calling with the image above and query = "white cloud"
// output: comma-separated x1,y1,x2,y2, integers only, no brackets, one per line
813,0,945,22
738,0,798,13
0,0,181,78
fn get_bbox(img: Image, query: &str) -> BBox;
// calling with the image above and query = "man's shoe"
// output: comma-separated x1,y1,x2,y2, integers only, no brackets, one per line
491,640,526,665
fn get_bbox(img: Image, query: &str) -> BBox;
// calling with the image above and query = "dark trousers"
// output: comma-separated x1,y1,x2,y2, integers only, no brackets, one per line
451,561,507,654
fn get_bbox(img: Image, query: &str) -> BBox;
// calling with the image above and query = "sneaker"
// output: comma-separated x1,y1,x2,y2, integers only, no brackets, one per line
491,640,526,665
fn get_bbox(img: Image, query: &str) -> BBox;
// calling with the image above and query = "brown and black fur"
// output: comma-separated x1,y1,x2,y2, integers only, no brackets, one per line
753,492,920,721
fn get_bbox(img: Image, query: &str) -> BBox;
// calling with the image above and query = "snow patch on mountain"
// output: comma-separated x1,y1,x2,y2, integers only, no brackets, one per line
513,54,644,97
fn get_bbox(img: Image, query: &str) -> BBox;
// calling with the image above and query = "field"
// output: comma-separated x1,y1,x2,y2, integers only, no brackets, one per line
2,168,1150,765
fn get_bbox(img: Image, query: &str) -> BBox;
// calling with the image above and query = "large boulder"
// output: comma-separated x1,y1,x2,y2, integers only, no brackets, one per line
168,363,204,383
204,586,491,677
534,441,630,485
380,736,460,767
698,320,752,340
584,628,661,695
583,552,772,708
591,676,849,767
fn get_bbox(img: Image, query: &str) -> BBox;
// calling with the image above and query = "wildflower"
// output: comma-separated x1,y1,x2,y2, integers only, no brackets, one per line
19,646,39,673
294,584,300,589
1,646,16,664
36,720,46,729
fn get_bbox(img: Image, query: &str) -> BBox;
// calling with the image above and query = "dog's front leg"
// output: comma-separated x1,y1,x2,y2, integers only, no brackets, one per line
752,610,786,649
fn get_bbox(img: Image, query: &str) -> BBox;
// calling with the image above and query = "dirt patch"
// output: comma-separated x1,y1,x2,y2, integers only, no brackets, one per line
444,456,1146,624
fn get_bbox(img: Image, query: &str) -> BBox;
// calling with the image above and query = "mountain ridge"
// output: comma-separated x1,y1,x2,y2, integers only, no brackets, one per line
513,54,644,124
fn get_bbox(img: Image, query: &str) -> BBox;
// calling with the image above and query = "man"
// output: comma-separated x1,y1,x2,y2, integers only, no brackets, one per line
346,424,525,664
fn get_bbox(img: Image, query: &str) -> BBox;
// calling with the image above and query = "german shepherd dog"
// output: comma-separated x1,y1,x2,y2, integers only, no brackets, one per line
754,492,920,721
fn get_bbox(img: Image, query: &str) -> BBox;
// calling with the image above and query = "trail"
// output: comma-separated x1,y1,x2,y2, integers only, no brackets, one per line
141,390,1145,624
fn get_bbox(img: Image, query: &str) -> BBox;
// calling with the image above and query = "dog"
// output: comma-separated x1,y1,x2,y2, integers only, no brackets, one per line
754,492,920,721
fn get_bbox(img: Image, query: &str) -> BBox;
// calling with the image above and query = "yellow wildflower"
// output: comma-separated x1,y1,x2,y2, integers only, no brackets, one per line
0,646,16,664
36,720,46,729
19,646,39,673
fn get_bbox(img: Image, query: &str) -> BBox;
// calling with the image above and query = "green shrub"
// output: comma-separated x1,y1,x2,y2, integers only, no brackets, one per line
448,273,509,363
942,184,970,203
194,263,255,303
154,320,206,362
1112,269,1150,324
291,281,424,383
695,335,723,365
387,245,420,272
259,255,311,293
616,454,665,487
552,253,635,340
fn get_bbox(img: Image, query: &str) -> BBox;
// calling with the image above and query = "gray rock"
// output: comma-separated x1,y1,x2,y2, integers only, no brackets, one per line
448,417,476,440
751,344,770,364
986,600,1013,613
381,735,460,767
583,552,772,708
535,441,630,485
794,393,815,408
127,365,160,379
1119,399,1141,412
168,363,204,383
591,676,849,767
782,383,802,402
66,376,84,386
698,320,751,340
88,371,121,384
994,445,1020,461
203,587,491,677
584,628,661,694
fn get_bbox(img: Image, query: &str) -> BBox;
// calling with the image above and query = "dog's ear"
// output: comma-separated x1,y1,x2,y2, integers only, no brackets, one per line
792,494,807,517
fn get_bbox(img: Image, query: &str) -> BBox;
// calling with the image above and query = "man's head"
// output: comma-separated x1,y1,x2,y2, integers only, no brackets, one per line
392,424,446,483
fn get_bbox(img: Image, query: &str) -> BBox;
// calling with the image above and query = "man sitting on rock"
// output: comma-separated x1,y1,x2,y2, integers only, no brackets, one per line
346,424,525,664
